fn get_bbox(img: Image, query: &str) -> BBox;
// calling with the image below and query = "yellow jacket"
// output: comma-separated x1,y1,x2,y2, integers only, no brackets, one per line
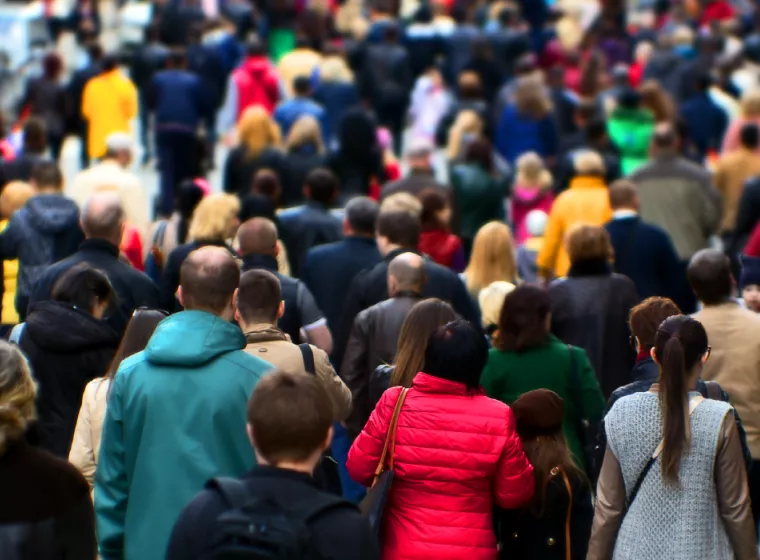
82,70,138,159
537,176,612,278
0,220,19,325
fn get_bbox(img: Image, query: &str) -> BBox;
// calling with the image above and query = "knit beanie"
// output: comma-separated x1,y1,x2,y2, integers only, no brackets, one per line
741,255,760,288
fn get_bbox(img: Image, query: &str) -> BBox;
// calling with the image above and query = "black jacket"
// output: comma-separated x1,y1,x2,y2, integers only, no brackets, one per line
0,440,95,560
167,466,379,560
729,176,760,256
30,239,162,335
497,470,592,560
281,146,327,208
341,293,423,439
20,301,120,457
187,43,227,110
222,146,287,198
278,202,343,278
0,153,48,188
360,43,412,109
334,248,480,374
369,364,392,409
548,260,639,399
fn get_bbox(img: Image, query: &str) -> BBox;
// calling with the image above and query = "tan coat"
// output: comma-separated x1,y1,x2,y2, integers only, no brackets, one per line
243,324,351,421
694,301,760,458
713,149,760,233
68,377,110,494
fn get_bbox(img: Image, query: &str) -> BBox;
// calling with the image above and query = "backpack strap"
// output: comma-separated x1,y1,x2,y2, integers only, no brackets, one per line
299,343,316,376
703,380,723,401
206,477,251,510
295,491,356,524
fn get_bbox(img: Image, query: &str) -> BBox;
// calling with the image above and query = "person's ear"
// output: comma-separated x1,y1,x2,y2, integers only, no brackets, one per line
273,242,280,257
322,425,334,452
177,286,185,308
246,424,256,448
230,288,239,312
650,347,659,364
277,300,285,319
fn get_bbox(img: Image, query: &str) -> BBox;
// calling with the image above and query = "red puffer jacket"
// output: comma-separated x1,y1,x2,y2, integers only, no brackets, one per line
347,373,534,560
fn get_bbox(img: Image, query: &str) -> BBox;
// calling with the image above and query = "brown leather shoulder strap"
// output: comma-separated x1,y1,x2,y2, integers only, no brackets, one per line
558,468,573,560
373,388,409,482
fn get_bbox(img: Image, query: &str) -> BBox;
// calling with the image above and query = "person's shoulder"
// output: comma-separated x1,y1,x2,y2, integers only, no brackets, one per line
23,444,91,499
223,349,276,376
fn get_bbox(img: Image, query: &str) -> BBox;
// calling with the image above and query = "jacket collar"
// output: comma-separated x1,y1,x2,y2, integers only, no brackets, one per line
567,258,612,277
344,235,376,247
569,176,607,190
241,253,278,272
392,291,423,299
243,324,288,344
78,238,120,257
384,247,421,263
412,371,483,396
631,356,660,384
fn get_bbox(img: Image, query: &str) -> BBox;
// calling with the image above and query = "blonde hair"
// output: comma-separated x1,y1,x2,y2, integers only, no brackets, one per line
446,110,484,162
573,150,606,176
237,106,281,158
285,115,325,153
319,56,354,83
741,90,760,119
565,224,614,263
0,342,36,454
479,281,516,329
464,222,519,295
515,152,552,189
0,181,34,219
380,192,423,217
189,193,241,242
515,76,552,119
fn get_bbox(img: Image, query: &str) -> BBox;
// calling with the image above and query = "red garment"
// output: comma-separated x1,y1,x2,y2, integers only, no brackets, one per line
232,56,280,117
121,224,144,271
419,229,463,269
745,222,760,258
700,1,734,26
628,61,644,87
510,186,554,244
347,374,535,560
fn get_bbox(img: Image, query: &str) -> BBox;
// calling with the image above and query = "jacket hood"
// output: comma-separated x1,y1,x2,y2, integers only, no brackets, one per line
25,195,80,235
145,310,246,367
242,56,274,77
25,301,119,352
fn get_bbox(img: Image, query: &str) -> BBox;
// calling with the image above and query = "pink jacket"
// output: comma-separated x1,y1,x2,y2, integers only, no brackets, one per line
510,185,554,244
347,373,534,560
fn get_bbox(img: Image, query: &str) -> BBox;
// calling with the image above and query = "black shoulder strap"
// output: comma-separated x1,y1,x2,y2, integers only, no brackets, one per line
206,477,251,510
299,343,316,376
625,456,657,513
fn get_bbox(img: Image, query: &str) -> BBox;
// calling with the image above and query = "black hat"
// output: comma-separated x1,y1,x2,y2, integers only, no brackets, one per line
511,389,564,438
741,255,760,289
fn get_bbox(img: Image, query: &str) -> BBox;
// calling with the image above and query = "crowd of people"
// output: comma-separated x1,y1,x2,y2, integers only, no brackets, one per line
5,0,760,558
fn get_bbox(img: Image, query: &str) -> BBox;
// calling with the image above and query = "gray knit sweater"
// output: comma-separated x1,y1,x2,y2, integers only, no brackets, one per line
606,391,733,560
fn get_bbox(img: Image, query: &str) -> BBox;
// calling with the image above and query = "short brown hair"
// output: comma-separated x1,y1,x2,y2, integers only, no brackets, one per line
565,224,614,263
237,269,281,323
247,370,333,463
180,247,240,313
496,284,551,352
377,210,421,247
608,180,638,210
629,297,681,350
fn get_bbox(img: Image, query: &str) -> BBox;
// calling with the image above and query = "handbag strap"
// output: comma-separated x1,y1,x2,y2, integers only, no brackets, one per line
566,345,584,419
373,388,409,479
626,396,705,510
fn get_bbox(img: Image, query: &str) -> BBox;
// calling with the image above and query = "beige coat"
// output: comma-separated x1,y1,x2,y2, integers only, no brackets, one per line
694,301,760,458
69,377,110,493
713,149,760,233
243,325,351,421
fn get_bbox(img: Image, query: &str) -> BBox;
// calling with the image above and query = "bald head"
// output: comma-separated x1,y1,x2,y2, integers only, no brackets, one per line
388,252,426,296
81,192,125,245
179,246,241,316
237,218,278,257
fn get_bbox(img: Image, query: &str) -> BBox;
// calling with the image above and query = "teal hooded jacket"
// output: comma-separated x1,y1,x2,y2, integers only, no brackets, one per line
94,311,273,560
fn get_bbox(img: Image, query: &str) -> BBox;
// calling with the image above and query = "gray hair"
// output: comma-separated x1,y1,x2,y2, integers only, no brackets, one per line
81,192,125,242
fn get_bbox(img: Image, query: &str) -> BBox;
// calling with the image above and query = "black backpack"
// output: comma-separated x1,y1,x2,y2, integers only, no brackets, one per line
202,477,353,559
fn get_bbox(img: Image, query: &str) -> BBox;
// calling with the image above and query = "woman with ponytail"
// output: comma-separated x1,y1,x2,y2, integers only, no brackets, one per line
0,340,96,559
588,316,756,560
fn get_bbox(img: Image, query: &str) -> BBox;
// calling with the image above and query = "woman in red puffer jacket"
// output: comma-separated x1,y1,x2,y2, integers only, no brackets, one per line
348,320,535,560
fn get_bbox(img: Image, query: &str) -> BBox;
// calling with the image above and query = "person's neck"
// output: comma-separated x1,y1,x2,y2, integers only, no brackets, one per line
240,319,277,332
701,297,736,308
35,187,62,196
391,289,422,298
256,457,318,475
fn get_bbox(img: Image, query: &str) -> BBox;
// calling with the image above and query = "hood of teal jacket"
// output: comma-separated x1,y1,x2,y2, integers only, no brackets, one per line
145,310,246,367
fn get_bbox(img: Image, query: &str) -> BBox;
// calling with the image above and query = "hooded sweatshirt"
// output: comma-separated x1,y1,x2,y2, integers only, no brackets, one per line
0,194,83,301
233,56,280,116
95,310,273,560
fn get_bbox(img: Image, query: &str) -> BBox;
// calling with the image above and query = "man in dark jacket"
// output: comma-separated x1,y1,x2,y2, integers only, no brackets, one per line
238,218,332,354
29,192,161,335
555,117,621,193
380,140,448,201
301,197,381,338
66,42,104,169
149,50,208,216
0,162,83,320
334,209,480,372
278,169,343,277
604,180,681,302
679,73,729,159
167,370,378,560
0,118,49,187
341,252,425,439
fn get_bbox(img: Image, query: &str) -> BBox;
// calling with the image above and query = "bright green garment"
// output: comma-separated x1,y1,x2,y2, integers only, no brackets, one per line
481,334,605,470
607,107,656,175
95,311,274,560
269,28,295,63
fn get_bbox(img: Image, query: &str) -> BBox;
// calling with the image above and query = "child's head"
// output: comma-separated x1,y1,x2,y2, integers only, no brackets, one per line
741,256,760,313
247,371,333,470
515,152,552,189
525,210,548,239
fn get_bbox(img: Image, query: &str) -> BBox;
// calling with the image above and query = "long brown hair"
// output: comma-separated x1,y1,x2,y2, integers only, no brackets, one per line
653,315,709,484
107,309,168,391
389,299,457,388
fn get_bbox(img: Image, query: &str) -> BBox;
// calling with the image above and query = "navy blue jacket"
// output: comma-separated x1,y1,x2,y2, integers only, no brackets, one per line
187,43,227,110
148,69,208,131
605,216,681,302
278,202,343,278
313,82,360,145
679,93,729,158
301,236,382,339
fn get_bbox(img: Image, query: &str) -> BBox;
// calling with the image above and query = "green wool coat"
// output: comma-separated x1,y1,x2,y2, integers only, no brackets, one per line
95,311,274,560
481,335,605,469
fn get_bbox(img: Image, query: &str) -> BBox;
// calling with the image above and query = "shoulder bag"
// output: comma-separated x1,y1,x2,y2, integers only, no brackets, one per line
359,387,409,539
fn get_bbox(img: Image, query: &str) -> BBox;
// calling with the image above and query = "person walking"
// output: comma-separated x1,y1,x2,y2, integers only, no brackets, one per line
588,316,756,560
461,221,520,299
95,247,273,560
482,284,605,472
273,76,327,138
348,320,535,559
20,52,67,161
281,116,328,208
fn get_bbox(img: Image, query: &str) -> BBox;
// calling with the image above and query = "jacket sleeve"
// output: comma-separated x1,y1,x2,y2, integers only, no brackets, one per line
715,412,758,560
587,446,626,560
340,314,371,437
576,348,606,423
536,196,564,277
346,387,399,487
698,173,722,238
571,477,594,560
69,382,97,491
94,373,129,560
493,406,535,509
314,345,352,423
